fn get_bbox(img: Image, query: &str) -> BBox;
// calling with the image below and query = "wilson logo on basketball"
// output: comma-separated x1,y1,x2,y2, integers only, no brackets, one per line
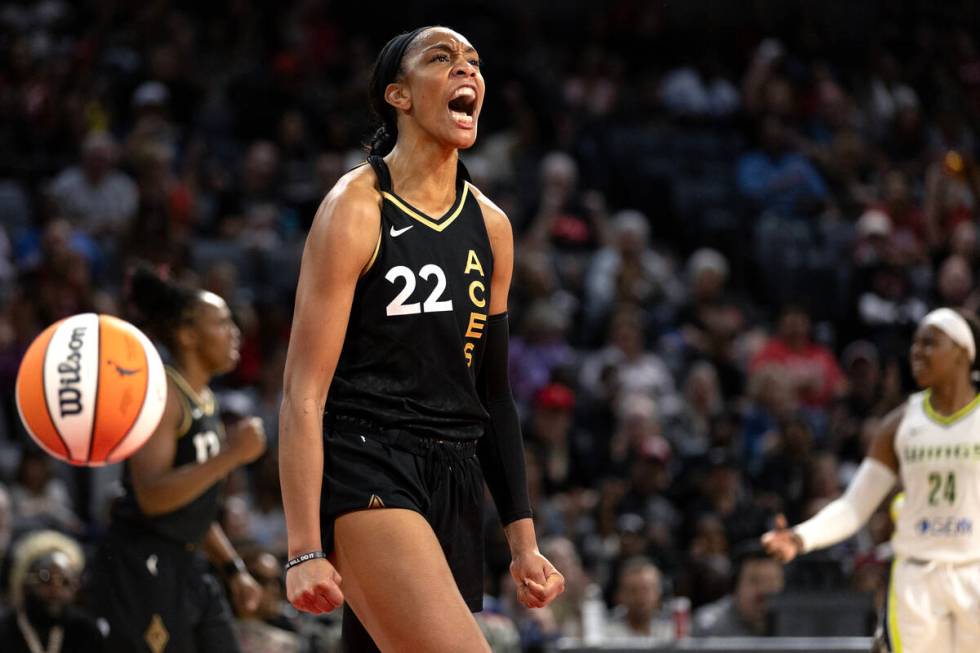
57,326,87,417
15,313,167,466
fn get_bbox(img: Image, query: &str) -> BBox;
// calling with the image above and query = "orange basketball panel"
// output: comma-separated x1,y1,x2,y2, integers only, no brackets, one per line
90,315,149,462
15,321,70,460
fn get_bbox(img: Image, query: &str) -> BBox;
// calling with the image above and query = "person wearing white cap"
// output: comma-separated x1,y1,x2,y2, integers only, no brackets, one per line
762,307,980,652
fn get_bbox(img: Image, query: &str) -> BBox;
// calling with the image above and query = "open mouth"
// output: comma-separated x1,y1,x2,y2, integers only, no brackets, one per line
448,87,477,127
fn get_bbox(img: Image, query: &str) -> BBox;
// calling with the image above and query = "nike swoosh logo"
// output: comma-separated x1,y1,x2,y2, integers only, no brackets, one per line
107,360,141,377
390,225,414,237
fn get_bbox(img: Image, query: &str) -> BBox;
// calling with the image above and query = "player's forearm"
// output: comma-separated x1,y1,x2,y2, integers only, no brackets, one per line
203,522,241,567
279,395,326,557
503,518,539,557
135,450,242,516
477,313,533,524
794,458,896,552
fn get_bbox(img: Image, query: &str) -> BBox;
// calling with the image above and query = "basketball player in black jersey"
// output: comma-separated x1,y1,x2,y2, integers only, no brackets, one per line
88,267,267,653
280,26,564,651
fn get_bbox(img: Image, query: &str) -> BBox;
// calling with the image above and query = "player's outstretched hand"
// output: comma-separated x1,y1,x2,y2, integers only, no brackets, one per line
510,550,565,610
760,513,804,563
227,416,267,465
286,558,344,614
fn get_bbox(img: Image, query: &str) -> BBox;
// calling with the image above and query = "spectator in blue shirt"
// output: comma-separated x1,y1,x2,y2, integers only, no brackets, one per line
736,114,829,219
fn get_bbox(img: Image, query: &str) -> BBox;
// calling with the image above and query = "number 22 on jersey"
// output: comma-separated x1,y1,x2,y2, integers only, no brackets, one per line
385,264,453,316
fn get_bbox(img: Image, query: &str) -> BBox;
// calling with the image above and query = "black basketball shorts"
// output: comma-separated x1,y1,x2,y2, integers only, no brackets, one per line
88,525,240,653
321,416,485,612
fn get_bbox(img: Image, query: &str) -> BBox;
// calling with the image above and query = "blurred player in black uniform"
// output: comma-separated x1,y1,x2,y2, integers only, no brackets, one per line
279,26,563,652
88,266,267,653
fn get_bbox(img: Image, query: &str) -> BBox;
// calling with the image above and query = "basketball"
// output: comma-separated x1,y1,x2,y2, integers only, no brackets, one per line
14,313,167,466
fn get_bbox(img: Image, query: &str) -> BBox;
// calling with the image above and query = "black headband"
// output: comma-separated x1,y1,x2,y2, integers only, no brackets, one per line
373,27,428,111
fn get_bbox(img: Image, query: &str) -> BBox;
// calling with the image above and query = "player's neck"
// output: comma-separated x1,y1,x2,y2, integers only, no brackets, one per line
173,355,210,396
384,135,458,208
929,374,977,416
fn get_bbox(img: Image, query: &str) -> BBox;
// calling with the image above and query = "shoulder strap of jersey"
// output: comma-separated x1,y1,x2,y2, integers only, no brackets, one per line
367,155,393,193
457,157,471,184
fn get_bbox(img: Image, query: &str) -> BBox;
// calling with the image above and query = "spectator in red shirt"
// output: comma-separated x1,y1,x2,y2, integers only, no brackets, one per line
750,305,845,409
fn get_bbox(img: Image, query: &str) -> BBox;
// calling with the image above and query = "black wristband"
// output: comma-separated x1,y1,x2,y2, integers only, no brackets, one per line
222,557,247,577
285,551,327,572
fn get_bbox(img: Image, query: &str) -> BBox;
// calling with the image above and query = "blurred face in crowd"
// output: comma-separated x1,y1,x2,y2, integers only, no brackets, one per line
780,419,812,457
617,514,650,557
685,362,721,413
734,557,784,632
882,170,910,208
612,212,649,258
951,222,978,260
631,456,669,496
18,453,51,494
248,552,285,619
760,115,788,155
541,537,586,592
618,564,662,625
220,495,251,542
691,514,728,556
937,255,973,305
41,219,73,261
610,314,645,357
540,152,578,199
243,141,280,193
777,308,810,348
532,406,572,446
807,452,841,500
23,552,79,621
81,138,114,182
845,349,880,394
706,462,740,500
910,324,971,389
278,110,308,150
692,267,725,301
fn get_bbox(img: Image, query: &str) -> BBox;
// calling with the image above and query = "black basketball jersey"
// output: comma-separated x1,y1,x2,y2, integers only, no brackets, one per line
325,156,494,441
112,366,225,544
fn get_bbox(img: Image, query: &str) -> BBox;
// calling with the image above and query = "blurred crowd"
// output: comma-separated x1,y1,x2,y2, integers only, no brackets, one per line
1,0,980,650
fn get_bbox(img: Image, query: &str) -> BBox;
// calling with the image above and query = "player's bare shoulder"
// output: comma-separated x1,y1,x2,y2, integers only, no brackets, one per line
879,402,908,439
315,164,383,230
467,181,512,251
869,401,908,470
306,162,383,265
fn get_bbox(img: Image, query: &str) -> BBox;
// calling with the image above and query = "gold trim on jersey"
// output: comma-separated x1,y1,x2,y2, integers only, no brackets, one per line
381,181,471,233
165,367,216,415
362,230,382,276
175,393,193,439
922,389,980,427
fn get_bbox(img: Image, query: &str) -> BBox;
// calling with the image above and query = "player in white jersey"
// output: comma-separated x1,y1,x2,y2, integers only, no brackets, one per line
762,307,980,653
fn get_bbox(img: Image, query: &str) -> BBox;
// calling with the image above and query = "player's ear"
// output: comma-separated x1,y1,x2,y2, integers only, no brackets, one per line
174,322,196,350
385,81,411,112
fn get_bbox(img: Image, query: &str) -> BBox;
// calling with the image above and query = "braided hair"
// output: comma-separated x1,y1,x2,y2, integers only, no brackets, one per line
366,27,430,156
